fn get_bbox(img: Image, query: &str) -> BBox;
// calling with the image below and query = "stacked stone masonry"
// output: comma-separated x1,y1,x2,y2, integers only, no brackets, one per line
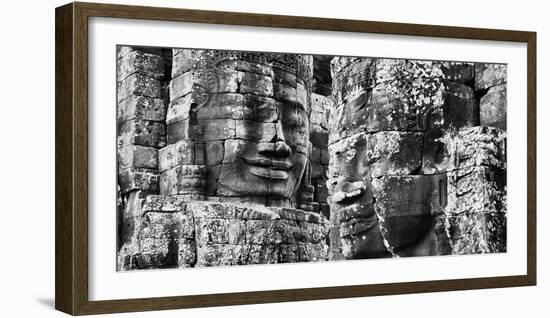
117,46,507,270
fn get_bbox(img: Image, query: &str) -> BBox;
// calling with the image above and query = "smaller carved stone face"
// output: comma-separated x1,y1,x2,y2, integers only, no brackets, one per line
328,57,451,259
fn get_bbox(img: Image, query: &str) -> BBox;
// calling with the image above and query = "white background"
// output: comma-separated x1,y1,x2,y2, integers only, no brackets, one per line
0,0,548,316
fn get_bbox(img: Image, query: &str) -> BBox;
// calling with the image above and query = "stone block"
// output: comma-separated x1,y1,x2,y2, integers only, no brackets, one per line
143,195,187,212
170,69,239,101
117,46,134,59
118,73,161,101
238,71,273,97
372,175,448,218
246,219,299,245
310,146,321,163
237,60,273,76
195,218,247,245
193,141,206,165
215,69,240,93
222,139,248,164
118,168,159,194
196,244,251,266
296,81,309,111
159,165,206,196
422,126,506,174
314,179,330,203
421,132,458,174
137,238,172,257
244,95,278,123
188,201,280,220
197,93,252,121
339,220,393,259
313,55,333,96
217,161,281,197
448,212,506,254
166,120,203,145
480,84,507,129
198,119,237,141
205,140,225,165
169,71,194,101
310,111,328,133
440,62,474,83
365,132,423,178
447,166,506,215
205,164,222,196
139,212,178,240
118,145,158,170
118,191,147,251
328,133,370,181
166,94,192,124
118,96,166,123
178,239,197,267
172,49,200,78
118,119,166,148
320,147,329,165
179,212,196,239
457,126,506,170
331,58,376,106
273,82,297,105
475,63,507,90
297,242,328,262
371,174,447,249
272,207,323,223
117,46,163,60
443,82,478,129
117,50,165,81
158,140,195,172
311,161,327,180
133,250,175,269
310,129,329,147
235,120,277,143
273,66,297,87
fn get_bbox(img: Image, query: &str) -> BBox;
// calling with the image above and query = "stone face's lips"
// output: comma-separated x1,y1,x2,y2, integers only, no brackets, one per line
332,188,364,204
243,157,293,180
339,216,379,237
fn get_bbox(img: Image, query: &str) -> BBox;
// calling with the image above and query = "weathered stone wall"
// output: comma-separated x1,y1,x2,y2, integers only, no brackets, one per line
124,197,328,269
116,46,170,266
326,57,507,259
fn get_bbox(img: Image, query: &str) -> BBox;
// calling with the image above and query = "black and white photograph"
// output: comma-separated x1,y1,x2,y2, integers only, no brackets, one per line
116,46,507,271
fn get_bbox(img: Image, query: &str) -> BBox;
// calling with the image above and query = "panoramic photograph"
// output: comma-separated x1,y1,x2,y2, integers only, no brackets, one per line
115,46,507,271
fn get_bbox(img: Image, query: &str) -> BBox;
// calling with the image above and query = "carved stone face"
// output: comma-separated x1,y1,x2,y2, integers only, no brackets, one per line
192,55,311,204
328,57,450,259
215,97,309,199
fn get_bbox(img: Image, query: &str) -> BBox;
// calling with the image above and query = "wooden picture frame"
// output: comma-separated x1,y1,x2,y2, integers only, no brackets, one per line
55,1,537,315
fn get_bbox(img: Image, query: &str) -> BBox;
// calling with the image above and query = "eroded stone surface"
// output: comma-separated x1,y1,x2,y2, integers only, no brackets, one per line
422,126,506,174
475,63,507,90
117,50,165,81
448,212,506,254
118,96,166,123
480,84,507,129
447,166,506,215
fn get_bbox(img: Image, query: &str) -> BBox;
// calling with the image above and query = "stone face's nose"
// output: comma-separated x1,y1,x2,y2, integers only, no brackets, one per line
258,120,291,158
